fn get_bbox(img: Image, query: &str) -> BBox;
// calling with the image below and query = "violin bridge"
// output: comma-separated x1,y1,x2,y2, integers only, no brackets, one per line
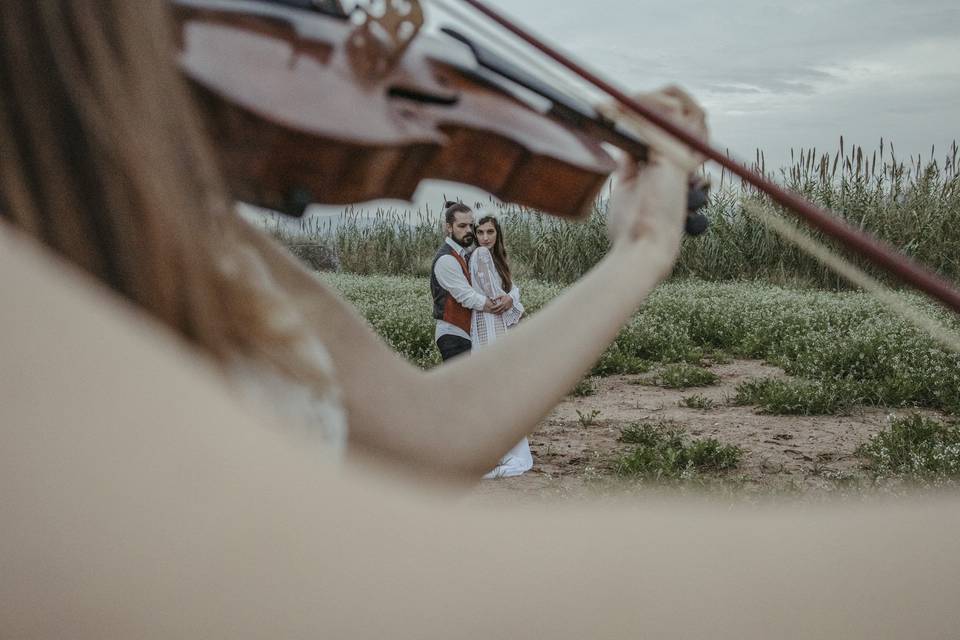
347,0,424,79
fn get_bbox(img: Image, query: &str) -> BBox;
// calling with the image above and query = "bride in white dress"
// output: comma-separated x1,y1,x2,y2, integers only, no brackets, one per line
469,215,534,478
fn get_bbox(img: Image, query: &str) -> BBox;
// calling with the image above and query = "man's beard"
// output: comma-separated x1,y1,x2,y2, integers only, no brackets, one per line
454,233,474,248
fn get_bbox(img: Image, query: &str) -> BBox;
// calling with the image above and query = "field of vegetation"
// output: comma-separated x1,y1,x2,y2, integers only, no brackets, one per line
276,141,960,495
276,140,960,287
326,274,960,415
324,273,960,496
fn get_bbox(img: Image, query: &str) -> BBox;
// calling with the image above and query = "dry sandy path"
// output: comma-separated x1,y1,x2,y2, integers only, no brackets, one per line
470,360,920,502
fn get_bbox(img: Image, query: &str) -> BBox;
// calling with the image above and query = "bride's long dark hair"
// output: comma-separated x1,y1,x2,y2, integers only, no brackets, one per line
475,215,512,292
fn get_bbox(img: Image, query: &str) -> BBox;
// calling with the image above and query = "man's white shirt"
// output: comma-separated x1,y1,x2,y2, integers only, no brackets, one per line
434,237,488,342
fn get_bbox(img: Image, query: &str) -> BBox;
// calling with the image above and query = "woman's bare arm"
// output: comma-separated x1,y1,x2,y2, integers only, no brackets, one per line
4,226,960,639
228,89,702,479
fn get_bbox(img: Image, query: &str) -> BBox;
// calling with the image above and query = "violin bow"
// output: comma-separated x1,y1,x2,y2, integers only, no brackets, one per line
459,0,960,317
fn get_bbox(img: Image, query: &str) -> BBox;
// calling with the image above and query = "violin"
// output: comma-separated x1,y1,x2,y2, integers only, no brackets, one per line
171,0,708,230
172,0,960,314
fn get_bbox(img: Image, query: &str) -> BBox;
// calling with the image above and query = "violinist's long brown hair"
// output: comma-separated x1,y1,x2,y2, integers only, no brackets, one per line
0,1,332,388
475,215,512,292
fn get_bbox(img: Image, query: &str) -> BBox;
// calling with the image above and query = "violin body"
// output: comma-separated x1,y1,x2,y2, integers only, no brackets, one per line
173,0,617,218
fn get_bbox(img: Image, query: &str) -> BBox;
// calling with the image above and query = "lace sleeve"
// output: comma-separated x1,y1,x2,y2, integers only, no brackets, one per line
503,285,524,327
471,247,505,299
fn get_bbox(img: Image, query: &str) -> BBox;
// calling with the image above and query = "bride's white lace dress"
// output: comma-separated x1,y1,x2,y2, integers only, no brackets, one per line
469,246,533,478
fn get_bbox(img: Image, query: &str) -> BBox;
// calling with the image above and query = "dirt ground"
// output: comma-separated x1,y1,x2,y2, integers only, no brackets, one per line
470,360,917,503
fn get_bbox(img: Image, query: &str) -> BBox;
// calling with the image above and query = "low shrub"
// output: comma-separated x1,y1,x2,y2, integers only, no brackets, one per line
616,422,742,479
570,377,597,397
858,414,960,480
656,363,720,389
734,378,855,415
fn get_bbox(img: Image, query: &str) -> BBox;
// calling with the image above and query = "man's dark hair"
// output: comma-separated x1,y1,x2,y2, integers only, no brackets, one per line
443,201,472,224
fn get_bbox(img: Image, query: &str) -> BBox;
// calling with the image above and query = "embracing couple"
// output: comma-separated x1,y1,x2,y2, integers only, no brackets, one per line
430,201,533,478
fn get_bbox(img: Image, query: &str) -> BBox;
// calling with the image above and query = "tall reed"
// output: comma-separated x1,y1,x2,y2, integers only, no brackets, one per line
269,139,960,288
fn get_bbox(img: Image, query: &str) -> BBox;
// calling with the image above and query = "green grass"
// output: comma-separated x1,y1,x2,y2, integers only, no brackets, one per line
322,274,960,414
323,272,560,368
570,377,597,397
656,363,720,389
616,422,742,479
858,414,960,481
733,378,855,415
590,351,651,376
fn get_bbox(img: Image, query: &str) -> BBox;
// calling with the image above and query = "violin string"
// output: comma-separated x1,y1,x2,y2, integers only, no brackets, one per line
427,0,587,97
742,200,960,353
426,0,601,107
429,0,709,179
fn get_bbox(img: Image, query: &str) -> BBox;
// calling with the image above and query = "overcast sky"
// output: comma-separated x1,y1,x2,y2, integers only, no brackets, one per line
304,0,959,219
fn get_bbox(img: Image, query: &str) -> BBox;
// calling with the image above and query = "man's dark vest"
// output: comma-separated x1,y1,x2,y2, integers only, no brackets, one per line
430,243,472,334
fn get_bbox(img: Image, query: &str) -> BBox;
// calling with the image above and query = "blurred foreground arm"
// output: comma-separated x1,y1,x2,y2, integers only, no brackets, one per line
3,223,960,639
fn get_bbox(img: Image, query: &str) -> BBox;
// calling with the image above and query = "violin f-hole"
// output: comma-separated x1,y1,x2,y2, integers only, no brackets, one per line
387,86,459,106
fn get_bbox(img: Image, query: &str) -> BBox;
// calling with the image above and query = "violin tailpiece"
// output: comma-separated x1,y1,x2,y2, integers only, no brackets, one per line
347,0,424,79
